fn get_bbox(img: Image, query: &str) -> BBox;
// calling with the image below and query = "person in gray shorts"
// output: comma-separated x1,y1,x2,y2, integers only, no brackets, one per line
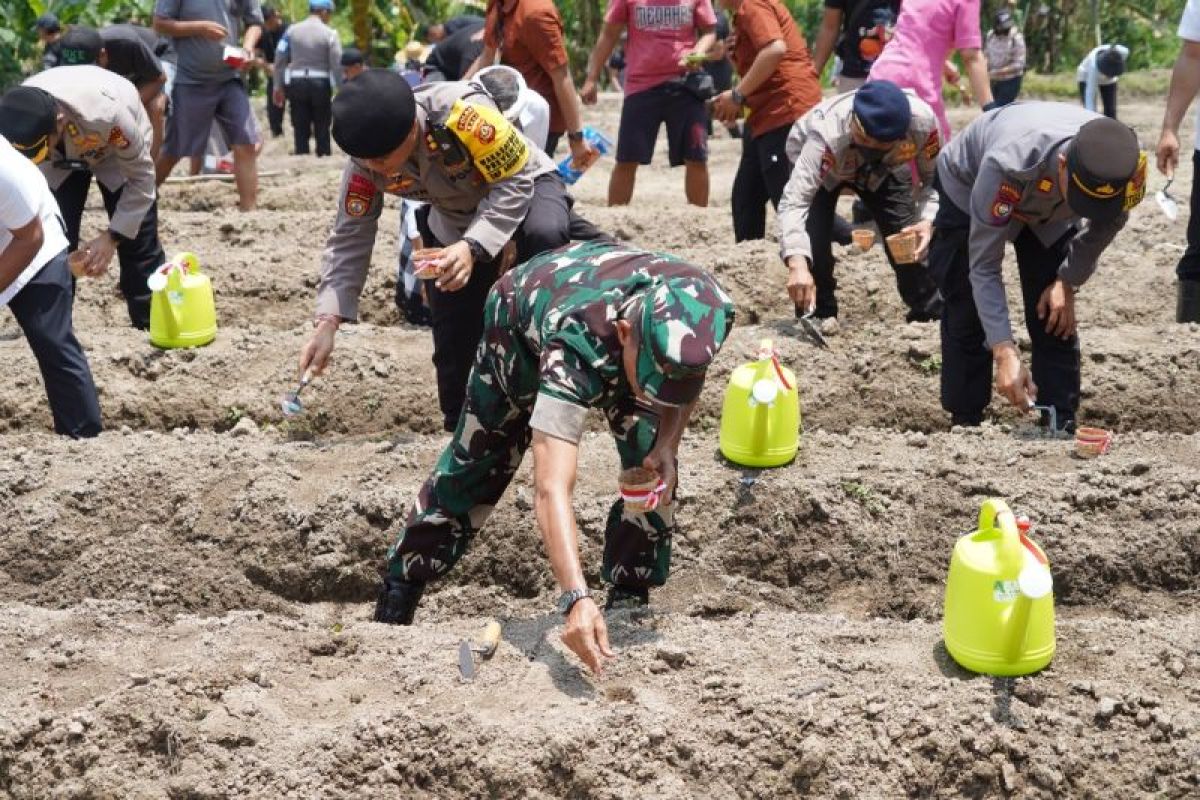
152,0,264,211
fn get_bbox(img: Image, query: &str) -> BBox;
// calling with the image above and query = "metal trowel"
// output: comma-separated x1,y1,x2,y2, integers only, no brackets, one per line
798,310,828,348
458,621,502,681
1156,178,1179,222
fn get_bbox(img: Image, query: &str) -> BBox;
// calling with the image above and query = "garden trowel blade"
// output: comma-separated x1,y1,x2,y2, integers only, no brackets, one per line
1156,189,1179,222
458,640,476,681
799,315,828,348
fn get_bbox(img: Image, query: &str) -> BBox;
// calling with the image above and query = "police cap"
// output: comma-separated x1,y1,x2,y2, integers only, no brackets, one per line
331,69,416,158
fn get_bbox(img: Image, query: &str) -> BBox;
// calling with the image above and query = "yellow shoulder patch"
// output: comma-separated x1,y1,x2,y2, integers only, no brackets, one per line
445,99,529,183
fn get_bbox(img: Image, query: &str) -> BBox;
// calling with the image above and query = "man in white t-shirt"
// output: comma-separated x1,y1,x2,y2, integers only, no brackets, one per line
1077,43,1128,119
1158,0,1200,322
0,136,102,438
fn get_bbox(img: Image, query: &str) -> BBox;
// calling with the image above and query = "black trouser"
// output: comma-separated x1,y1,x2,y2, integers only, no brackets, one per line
545,132,561,158
54,170,164,330
926,187,1080,427
8,251,102,438
1078,81,1117,119
417,173,574,431
806,171,943,321
991,75,1023,106
732,123,792,242
1176,150,1200,281
287,77,333,156
265,75,285,136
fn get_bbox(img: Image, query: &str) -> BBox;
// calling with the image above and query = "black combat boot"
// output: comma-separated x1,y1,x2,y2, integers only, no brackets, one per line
605,585,649,611
373,575,426,625
1178,280,1200,323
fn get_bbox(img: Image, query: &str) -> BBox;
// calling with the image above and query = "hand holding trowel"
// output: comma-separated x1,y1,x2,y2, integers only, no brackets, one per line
458,621,502,681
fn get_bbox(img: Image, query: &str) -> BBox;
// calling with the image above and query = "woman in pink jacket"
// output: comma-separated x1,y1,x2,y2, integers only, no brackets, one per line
868,0,994,139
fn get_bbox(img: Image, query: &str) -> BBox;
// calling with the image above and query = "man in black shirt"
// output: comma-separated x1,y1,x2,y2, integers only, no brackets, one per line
811,0,900,92
60,25,170,159
35,13,65,71
421,17,484,82
257,6,289,138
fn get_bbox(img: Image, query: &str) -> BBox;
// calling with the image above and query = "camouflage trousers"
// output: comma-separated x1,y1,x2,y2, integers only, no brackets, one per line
386,284,676,589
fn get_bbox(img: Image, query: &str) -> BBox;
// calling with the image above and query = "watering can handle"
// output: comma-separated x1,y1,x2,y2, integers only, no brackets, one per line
755,338,793,392
173,252,200,275
979,497,1021,552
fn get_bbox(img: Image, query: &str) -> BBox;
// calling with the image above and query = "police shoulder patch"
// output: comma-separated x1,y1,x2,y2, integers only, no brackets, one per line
990,181,1022,224
108,126,131,150
344,173,376,217
922,129,940,160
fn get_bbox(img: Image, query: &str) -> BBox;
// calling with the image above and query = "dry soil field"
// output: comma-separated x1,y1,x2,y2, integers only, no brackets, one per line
0,95,1197,798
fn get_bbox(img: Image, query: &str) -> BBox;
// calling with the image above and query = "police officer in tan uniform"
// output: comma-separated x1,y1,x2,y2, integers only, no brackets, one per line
777,81,943,322
928,103,1146,432
297,69,577,432
0,66,165,330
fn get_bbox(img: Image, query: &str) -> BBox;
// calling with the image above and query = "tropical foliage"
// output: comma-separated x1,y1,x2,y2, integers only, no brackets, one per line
0,0,1192,89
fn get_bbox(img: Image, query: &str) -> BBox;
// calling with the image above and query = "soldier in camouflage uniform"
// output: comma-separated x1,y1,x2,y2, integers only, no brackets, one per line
374,239,735,675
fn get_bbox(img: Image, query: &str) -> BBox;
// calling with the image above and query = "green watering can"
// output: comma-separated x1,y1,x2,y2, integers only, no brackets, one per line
148,252,217,349
943,499,1055,677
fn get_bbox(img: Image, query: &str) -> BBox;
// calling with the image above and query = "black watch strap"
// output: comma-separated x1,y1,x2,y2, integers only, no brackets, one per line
557,588,592,616
567,130,585,142
107,228,128,245
463,237,488,263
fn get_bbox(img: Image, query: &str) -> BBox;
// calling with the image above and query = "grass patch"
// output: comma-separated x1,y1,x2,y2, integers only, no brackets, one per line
1020,68,1172,100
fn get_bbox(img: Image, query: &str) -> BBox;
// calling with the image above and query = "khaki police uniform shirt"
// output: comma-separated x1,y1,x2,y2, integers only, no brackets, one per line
273,14,341,87
936,102,1133,348
777,90,942,265
23,65,155,241
315,80,557,321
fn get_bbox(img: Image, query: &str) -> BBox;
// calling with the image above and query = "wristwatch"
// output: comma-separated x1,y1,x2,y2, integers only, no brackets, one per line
106,228,128,245
731,87,746,106
567,130,585,142
556,588,592,616
463,237,488,263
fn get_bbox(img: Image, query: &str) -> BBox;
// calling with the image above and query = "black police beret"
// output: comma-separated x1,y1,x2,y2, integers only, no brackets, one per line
853,80,911,141
331,69,416,158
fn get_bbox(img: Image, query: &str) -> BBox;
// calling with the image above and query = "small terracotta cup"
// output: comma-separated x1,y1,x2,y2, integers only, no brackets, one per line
411,247,446,279
1074,427,1113,458
852,229,875,251
886,230,918,263
619,467,664,513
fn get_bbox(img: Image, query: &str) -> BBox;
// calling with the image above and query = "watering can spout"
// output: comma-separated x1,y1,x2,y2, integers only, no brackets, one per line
1004,560,1054,661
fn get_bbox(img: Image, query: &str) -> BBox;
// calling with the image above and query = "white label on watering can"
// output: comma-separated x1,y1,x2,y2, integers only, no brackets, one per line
992,580,1020,603
168,291,184,305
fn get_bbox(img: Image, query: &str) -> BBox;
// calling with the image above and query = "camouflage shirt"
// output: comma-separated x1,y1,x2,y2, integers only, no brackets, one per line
496,240,733,443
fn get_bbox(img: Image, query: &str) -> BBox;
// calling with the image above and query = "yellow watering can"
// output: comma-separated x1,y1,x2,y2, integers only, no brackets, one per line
943,499,1055,677
148,252,217,349
719,339,800,468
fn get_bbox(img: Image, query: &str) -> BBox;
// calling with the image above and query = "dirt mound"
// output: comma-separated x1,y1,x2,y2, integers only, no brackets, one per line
0,96,1196,797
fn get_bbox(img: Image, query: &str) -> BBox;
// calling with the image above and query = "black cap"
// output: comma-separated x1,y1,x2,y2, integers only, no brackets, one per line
331,69,416,158
853,80,911,141
59,25,104,66
1097,45,1126,78
340,46,364,67
995,10,1013,29
34,13,60,32
0,86,59,164
1065,117,1144,222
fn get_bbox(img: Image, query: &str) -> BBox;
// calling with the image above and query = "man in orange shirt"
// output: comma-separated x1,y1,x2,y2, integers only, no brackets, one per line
467,0,593,167
711,0,822,241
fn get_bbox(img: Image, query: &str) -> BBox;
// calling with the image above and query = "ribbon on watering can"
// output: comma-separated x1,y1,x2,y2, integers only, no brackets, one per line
620,478,667,512
755,344,793,392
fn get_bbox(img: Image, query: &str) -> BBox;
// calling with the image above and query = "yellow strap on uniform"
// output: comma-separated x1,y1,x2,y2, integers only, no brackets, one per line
1123,151,1147,212
445,98,529,183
